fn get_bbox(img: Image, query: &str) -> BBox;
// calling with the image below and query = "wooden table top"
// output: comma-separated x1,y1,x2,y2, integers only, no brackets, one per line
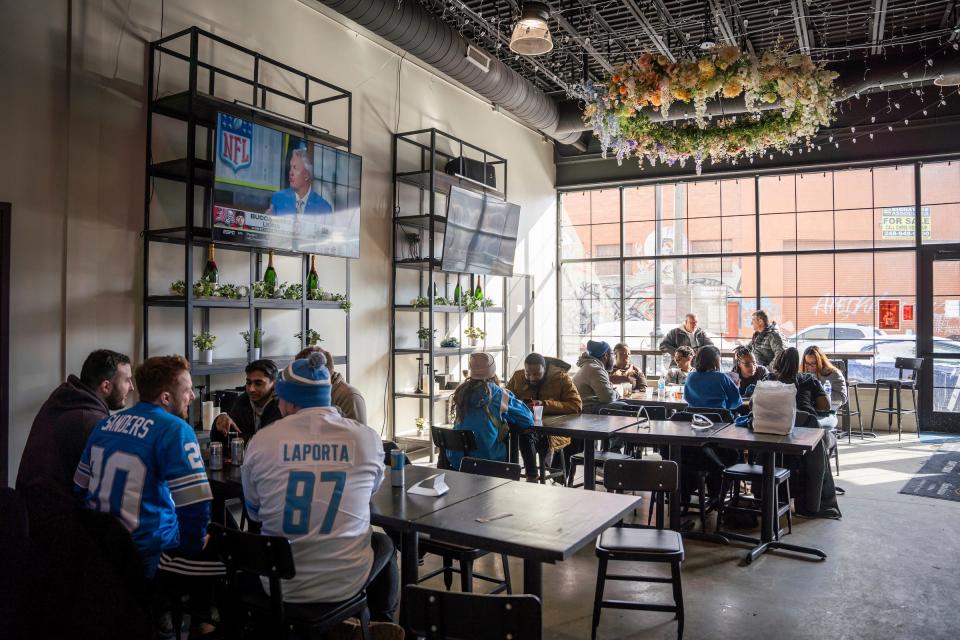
410,480,641,562
708,424,825,454
615,419,731,445
537,413,642,437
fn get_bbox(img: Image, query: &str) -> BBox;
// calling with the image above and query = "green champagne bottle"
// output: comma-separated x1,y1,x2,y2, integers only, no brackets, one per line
307,255,319,293
202,245,219,283
474,276,483,300
264,250,278,290
454,282,462,305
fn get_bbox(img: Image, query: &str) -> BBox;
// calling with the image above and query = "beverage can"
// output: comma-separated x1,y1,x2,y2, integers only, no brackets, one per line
230,437,245,466
209,442,223,471
390,449,405,487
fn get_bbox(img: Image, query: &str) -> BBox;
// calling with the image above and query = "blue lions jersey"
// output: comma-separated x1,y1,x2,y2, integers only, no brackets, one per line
74,402,212,576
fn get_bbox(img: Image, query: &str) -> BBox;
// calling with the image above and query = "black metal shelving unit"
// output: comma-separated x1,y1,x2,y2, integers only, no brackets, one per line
390,129,509,459
144,28,353,423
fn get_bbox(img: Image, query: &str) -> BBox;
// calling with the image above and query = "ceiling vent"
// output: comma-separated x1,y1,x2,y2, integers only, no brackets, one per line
465,44,491,73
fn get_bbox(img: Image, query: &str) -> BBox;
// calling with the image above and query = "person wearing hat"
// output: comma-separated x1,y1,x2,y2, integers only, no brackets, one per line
241,352,399,623
573,340,624,414
447,352,535,473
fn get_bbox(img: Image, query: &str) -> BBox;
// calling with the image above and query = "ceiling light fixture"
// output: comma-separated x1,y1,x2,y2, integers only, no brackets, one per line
509,2,554,56
699,1,718,51
934,72,960,87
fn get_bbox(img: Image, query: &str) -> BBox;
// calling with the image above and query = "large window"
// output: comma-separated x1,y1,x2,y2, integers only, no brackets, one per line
558,161,960,386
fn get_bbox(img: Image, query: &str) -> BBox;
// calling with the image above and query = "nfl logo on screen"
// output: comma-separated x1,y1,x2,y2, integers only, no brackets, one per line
219,114,253,172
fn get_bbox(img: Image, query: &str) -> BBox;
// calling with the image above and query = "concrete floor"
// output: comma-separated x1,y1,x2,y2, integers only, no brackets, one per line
412,434,960,639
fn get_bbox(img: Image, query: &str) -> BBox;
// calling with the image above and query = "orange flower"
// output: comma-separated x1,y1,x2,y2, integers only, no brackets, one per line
650,93,662,107
619,85,629,95
613,74,621,84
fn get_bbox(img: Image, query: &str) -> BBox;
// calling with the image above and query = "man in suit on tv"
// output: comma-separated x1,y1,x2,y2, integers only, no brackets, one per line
267,147,332,215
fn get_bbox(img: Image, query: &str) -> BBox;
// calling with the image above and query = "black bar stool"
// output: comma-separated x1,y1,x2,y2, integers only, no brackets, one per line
831,360,872,442
871,357,923,441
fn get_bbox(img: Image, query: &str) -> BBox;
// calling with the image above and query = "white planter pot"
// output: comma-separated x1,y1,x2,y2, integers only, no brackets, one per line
468,337,479,347
201,349,214,364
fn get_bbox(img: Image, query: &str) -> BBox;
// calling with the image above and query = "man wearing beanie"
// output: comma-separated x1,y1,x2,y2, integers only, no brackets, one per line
241,352,399,622
573,340,623,414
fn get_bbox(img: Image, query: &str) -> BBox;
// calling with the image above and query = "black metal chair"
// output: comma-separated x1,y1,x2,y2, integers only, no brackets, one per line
420,429,513,595
591,459,684,640
871,357,923,440
682,407,736,423
209,523,371,639
716,442,793,540
403,585,542,640
382,440,411,467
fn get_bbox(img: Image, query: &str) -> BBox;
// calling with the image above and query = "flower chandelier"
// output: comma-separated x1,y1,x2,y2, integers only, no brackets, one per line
580,46,840,174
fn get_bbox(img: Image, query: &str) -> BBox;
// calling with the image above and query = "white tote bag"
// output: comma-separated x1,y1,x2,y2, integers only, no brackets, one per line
751,380,797,435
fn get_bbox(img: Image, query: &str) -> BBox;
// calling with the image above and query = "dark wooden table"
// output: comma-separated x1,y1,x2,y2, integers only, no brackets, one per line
531,414,644,490
708,425,827,564
620,396,688,415
409,478,641,596
614,420,731,544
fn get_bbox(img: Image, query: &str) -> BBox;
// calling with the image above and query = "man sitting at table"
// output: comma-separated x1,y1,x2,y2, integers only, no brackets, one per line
663,345,694,385
241,352,399,621
659,313,714,358
609,343,647,392
574,340,630,414
505,352,582,477
212,359,282,446
296,346,368,425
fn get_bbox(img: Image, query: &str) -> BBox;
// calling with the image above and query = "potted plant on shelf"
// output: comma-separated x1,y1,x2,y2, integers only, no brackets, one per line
415,417,426,437
294,329,324,347
440,336,460,349
193,332,216,364
464,326,486,347
410,296,430,308
241,328,264,360
417,327,436,350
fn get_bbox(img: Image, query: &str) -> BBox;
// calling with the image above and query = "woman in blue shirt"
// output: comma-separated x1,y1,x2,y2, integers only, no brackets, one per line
684,346,742,411
447,352,534,471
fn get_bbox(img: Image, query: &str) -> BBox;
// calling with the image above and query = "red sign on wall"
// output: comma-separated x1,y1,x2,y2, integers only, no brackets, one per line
902,304,914,322
879,299,901,331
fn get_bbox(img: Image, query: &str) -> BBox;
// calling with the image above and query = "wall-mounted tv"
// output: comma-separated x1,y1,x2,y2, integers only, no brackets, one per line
441,185,521,277
212,112,361,258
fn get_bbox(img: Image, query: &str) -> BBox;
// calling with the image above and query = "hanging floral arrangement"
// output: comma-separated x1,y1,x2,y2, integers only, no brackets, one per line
580,46,839,174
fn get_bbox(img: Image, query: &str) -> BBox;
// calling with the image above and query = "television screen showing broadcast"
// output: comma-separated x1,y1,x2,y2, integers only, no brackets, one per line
212,112,362,258
441,185,521,277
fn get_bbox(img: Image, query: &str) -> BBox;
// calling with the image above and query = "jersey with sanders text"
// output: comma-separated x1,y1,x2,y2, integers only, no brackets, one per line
74,402,211,576
241,406,384,603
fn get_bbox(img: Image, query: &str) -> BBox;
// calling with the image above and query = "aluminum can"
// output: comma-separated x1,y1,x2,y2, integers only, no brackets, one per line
390,449,405,487
208,442,223,471
230,437,245,466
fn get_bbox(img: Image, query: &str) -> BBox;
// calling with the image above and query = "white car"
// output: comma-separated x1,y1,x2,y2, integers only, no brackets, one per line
789,323,889,354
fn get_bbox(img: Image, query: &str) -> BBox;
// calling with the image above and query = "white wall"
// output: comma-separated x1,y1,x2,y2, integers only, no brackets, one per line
1,0,559,483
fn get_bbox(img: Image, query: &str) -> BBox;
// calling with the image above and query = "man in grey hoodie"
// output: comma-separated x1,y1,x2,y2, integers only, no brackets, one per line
573,340,622,414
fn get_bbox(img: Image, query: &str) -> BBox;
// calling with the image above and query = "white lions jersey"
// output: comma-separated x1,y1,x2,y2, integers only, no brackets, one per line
241,406,384,603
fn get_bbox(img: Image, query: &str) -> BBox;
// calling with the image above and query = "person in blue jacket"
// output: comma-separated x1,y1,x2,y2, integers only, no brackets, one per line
683,346,742,411
447,352,534,471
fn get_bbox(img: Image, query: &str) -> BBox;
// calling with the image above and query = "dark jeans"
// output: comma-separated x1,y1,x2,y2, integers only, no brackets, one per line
366,531,400,622
518,430,550,478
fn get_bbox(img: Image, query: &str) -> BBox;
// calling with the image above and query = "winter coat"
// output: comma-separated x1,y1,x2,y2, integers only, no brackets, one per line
16,375,109,533
448,382,534,470
212,391,282,446
573,353,621,412
683,371,743,411
659,326,714,355
331,371,368,425
749,323,786,366
505,357,582,449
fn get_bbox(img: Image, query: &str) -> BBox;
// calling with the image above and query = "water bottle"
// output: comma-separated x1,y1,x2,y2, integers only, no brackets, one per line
658,376,666,398
823,380,832,401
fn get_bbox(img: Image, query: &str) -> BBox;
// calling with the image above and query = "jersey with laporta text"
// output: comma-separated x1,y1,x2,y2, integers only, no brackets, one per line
74,402,212,576
241,405,384,603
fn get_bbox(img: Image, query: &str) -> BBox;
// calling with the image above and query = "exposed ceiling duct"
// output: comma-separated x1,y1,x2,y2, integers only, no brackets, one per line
305,0,583,146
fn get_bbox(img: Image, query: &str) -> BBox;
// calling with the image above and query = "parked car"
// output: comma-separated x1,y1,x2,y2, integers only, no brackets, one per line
789,323,889,354
847,338,960,412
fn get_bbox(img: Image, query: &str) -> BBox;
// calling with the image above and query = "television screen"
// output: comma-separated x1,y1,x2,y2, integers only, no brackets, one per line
212,112,361,258
441,185,521,277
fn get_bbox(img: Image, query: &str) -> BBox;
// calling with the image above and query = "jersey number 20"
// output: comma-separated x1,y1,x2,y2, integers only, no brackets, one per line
282,471,346,535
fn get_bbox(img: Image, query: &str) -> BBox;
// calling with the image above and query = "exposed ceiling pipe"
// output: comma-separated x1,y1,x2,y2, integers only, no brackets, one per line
305,0,583,145
553,51,960,135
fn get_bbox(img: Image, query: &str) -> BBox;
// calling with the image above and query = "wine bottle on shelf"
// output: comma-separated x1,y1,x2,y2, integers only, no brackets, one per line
454,282,462,305
432,282,438,299
307,255,319,293
202,245,219,283
264,250,278,289
474,276,483,301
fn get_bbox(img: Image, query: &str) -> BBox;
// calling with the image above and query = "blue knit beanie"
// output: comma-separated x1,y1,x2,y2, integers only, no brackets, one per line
586,340,611,359
276,351,332,408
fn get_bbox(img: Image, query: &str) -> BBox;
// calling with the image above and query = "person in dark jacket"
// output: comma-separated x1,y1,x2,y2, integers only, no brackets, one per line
730,345,769,397
212,359,282,445
659,313,714,357
748,309,785,366
16,349,133,532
